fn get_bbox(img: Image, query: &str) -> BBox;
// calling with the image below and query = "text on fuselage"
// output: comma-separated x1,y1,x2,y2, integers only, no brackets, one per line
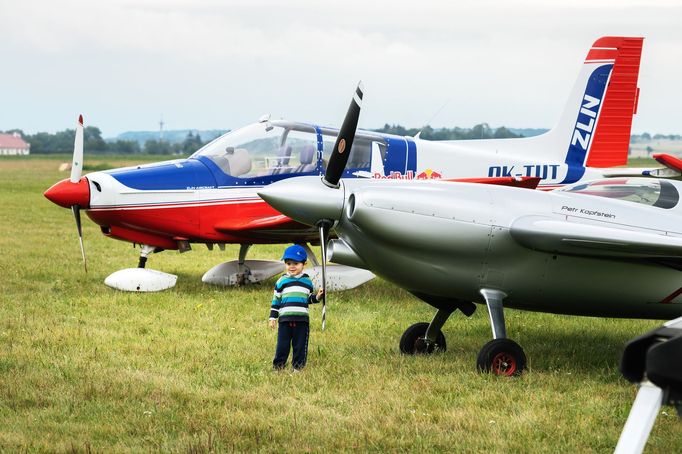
488,164,560,179
571,94,600,150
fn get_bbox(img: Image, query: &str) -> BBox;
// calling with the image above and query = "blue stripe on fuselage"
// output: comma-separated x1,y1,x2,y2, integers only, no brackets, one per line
383,137,409,176
314,126,324,174
560,64,613,184
407,138,417,173
106,158,218,190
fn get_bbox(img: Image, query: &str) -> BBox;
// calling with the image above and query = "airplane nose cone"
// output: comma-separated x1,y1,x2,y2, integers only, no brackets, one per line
258,176,345,226
44,177,90,208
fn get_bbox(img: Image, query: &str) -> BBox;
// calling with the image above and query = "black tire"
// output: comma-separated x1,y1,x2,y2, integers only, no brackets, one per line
476,338,527,376
399,322,447,354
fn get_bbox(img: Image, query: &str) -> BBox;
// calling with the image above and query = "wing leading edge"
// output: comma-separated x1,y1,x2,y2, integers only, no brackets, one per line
510,216,682,259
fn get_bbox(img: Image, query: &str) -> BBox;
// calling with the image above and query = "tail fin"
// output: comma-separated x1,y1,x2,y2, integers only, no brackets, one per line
553,37,643,175
425,37,643,185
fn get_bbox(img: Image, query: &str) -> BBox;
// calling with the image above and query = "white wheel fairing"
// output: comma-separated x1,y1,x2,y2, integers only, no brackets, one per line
104,268,177,292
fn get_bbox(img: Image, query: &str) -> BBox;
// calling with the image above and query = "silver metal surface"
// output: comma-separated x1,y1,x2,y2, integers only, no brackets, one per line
262,176,682,320
258,176,345,226
480,289,507,339
327,239,368,270
614,381,664,454
425,309,453,342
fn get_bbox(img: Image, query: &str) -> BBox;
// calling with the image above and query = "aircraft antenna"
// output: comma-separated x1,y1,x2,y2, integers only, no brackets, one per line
159,115,165,141
422,98,451,130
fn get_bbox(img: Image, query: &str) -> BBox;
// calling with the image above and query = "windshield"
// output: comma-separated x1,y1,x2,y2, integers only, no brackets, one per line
318,127,385,170
557,178,679,209
191,122,318,178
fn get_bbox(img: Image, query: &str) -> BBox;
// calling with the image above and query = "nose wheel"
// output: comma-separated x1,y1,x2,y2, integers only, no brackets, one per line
399,322,447,354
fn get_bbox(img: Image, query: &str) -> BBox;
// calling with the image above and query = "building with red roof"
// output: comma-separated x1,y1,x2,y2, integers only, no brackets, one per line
0,132,30,155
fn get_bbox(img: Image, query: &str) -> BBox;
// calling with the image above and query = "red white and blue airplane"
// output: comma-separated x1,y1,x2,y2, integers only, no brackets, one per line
43,36,681,291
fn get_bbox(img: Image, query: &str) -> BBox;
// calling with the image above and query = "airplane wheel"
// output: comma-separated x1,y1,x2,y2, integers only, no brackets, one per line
399,322,446,354
476,338,527,376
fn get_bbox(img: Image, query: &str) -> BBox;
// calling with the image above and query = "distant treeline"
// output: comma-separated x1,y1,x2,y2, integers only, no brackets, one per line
631,132,682,141
4,124,680,155
373,123,523,140
2,127,206,155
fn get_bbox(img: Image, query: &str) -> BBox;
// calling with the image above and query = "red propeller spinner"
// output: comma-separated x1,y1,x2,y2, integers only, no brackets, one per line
44,177,90,209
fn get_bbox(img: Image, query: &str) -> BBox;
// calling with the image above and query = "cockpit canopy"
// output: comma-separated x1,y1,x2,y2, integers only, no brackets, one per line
557,178,680,209
190,120,384,179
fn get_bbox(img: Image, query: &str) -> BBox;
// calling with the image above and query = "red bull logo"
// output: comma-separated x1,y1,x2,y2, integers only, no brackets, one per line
372,169,443,180
373,171,415,180
416,169,443,180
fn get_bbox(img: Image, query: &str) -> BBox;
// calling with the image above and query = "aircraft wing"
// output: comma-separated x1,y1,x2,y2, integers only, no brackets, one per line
444,176,541,189
652,153,682,174
601,153,682,179
214,214,299,232
510,215,682,259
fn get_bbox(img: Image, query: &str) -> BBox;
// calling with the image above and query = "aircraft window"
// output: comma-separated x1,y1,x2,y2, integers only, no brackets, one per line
558,178,679,209
272,128,319,175
320,132,385,170
191,123,283,177
191,123,320,178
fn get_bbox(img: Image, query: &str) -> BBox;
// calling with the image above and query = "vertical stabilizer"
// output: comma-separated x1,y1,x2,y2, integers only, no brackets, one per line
553,37,643,182
584,37,643,167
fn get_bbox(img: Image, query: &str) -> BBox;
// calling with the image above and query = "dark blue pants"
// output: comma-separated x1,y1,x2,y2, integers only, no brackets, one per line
273,321,309,370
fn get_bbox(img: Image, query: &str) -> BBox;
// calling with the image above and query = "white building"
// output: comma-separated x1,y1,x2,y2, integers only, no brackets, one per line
0,132,30,155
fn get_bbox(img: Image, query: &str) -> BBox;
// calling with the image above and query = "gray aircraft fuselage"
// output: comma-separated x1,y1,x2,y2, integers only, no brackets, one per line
263,177,682,320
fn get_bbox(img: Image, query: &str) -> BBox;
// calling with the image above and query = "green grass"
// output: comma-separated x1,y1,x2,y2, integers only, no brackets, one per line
0,157,679,452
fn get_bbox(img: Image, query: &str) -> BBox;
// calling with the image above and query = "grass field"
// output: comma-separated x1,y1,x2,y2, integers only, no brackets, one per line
0,155,679,452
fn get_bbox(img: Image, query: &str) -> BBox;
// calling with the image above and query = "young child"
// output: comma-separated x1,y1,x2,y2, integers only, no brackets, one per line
269,244,324,370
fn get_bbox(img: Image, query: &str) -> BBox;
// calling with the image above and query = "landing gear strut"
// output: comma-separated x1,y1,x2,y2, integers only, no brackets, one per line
235,244,253,285
202,243,284,286
399,309,452,354
399,295,476,355
476,289,527,376
137,244,158,268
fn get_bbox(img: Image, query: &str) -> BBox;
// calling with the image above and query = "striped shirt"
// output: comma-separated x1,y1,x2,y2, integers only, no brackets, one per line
269,273,320,323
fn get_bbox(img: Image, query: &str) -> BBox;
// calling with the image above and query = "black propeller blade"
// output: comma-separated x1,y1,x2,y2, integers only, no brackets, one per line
323,81,364,188
317,220,332,330
317,81,364,329
72,205,88,273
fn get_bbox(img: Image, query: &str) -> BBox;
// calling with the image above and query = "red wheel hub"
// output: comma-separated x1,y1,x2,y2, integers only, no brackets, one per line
491,352,517,376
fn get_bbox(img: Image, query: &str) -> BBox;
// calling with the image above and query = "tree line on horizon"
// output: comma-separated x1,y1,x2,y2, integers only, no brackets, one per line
3,124,680,155
374,123,522,140
1,126,204,155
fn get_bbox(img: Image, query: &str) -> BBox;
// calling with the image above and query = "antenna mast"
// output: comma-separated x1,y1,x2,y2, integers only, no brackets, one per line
159,115,165,141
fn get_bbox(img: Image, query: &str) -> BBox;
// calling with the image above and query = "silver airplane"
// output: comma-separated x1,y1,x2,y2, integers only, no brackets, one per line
258,84,682,375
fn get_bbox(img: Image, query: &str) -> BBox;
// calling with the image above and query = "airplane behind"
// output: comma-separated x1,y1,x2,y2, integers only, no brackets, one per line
44,36,677,291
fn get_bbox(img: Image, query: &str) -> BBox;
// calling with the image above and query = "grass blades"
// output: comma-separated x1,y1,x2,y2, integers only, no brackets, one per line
0,156,678,452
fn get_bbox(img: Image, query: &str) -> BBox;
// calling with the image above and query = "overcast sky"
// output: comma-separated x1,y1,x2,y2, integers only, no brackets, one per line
2,0,681,137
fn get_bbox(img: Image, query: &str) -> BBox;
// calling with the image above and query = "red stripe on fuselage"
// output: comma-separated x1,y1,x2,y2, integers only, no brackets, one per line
660,287,682,304
86,198,307,244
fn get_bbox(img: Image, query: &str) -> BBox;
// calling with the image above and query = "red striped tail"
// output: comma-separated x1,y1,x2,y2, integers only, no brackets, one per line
585,37,643,167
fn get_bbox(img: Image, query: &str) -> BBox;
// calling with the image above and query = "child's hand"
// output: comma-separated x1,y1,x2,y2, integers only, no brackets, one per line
317,288,325,300
268,319,276,329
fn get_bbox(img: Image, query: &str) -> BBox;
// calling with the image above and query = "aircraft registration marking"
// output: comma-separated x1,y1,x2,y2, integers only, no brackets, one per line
488,164,560,179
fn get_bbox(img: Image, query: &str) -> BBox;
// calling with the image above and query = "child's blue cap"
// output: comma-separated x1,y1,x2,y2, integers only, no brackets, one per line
282,244,307,262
